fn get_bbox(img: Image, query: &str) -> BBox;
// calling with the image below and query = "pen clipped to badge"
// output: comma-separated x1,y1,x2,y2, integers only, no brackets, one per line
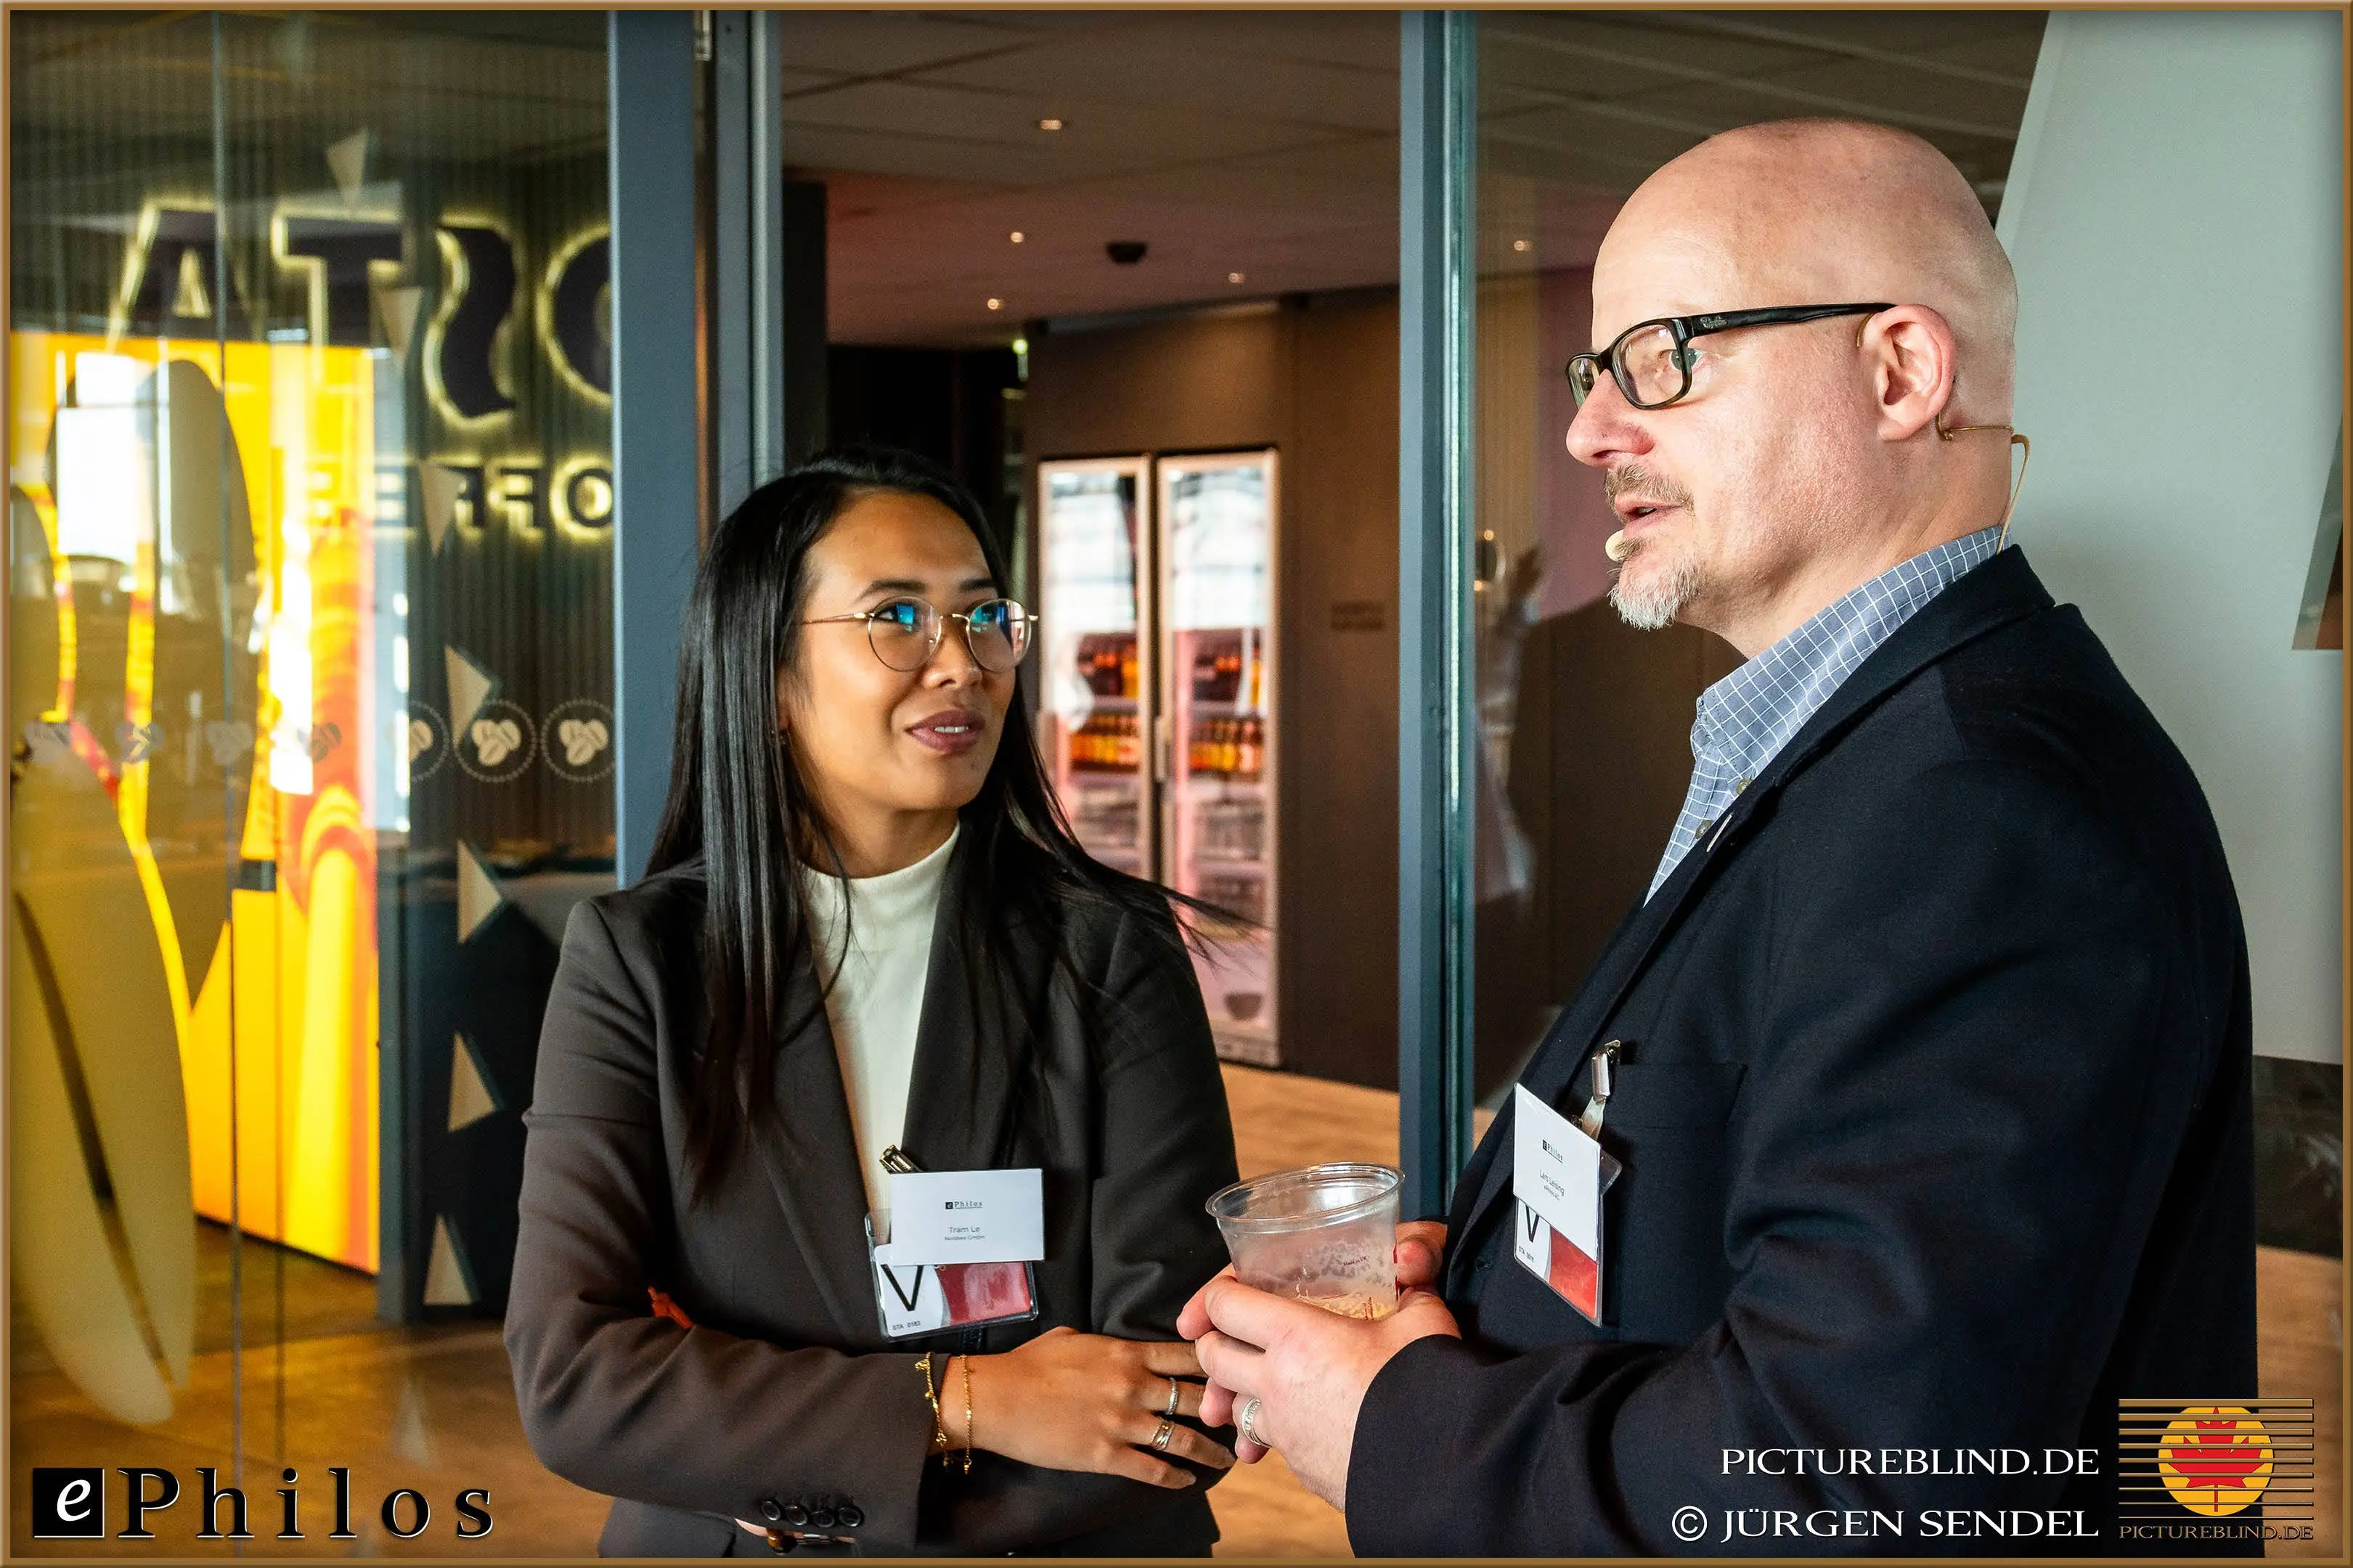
865,1146,1043,1339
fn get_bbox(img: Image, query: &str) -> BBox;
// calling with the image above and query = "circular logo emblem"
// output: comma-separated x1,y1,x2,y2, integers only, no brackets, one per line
543,698,616,783
2158,1407,2273,1516
403,703,450,782
455,698,537,783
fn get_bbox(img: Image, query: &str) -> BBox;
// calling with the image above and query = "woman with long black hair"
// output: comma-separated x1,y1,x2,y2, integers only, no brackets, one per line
507,449,1241,1556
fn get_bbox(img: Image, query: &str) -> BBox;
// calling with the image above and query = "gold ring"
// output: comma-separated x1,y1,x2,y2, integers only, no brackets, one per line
1165,1377,1181,1416
1151,1415,1176,1452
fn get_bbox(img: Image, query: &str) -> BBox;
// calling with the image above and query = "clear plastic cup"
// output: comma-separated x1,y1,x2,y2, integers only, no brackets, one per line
1205,1162,1401,1320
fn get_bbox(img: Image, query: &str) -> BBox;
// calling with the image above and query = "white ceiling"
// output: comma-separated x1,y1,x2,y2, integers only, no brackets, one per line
788,9,2046,349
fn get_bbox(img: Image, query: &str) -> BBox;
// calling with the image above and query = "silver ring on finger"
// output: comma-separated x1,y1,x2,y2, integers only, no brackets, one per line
1164,1377,1181,1417
1236,1396,1266,1448
1151,1415,1176,1452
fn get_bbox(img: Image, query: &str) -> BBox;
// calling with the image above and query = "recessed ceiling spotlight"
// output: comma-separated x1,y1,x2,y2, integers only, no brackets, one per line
1228,271,1245,285
986,298,1003,311
1037,117,1064,132
1009,230,1026,245
1512,239,1531,253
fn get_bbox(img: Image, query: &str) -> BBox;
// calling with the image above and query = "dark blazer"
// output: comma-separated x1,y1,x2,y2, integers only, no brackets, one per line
505,839,1240,1556
1349,548,2258,1556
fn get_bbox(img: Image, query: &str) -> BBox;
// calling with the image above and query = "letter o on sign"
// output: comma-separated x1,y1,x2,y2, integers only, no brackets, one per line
560,463,614,530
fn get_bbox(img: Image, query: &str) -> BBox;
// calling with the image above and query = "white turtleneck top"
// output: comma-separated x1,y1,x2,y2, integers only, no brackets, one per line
799,824,958,1216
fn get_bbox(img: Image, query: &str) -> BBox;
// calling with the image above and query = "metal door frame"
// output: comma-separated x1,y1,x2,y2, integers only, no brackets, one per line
1398,10,1478,1219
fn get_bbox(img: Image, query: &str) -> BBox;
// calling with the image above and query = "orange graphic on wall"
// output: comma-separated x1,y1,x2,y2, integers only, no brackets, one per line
9,329,380,1272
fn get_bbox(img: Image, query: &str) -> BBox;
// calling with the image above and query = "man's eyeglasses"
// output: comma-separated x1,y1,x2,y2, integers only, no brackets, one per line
1565,302,1893,411
803,596,1036,673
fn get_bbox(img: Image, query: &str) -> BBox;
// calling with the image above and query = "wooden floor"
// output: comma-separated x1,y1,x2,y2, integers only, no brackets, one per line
1204,1065,1403,1556
7,1064,2340,1559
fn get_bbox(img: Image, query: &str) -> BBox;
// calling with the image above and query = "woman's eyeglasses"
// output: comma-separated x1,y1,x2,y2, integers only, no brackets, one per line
803,596,1036,674
1566,302,1893,411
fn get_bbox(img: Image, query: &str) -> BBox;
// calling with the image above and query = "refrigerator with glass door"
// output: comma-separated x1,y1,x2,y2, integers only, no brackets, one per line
1036,457,1154,877
1158,450,1279,1066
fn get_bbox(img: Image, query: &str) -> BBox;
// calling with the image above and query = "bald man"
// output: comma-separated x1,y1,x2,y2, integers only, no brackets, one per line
1180,120,2256,1556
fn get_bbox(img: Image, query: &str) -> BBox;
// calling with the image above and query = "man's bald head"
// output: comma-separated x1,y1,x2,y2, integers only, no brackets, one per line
1599,118,2018,419
1571,118,2028,655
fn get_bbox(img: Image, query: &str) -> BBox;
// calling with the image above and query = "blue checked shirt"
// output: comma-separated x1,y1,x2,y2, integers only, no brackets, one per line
1647,526,2005,900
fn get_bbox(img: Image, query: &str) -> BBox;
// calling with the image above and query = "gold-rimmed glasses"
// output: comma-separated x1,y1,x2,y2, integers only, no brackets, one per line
802,596,1036,673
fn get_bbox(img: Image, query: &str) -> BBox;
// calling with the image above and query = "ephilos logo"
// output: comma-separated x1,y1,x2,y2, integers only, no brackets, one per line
27,1466,492,1541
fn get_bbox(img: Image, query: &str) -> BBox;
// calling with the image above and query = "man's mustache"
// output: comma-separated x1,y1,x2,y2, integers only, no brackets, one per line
1604,462,1693,510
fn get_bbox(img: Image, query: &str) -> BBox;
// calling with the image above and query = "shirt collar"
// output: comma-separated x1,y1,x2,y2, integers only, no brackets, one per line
1693,526,2004,777
800,821,960,955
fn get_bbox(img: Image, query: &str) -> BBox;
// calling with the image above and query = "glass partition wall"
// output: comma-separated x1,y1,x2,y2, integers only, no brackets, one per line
1424,10,2047,1175
9,10,611,1533
1403,11,2046,1209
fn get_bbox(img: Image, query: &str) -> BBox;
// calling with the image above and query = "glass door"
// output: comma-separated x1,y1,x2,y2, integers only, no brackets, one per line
1037,457,1153,874
1159,451,1279,1065
9,12,613,1536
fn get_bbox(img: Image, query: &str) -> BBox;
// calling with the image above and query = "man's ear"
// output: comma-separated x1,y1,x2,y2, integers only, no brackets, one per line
1860,303,1957,444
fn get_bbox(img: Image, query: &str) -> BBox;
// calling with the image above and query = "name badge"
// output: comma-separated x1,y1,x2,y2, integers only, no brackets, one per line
868,1225,953,1338
1512,1084,1620,1325
884,1168,1045,1265
869,1225,1041,1338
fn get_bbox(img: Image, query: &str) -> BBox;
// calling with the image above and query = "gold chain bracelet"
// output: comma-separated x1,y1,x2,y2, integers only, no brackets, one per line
959,1353,975,1475
918,1352,949,1458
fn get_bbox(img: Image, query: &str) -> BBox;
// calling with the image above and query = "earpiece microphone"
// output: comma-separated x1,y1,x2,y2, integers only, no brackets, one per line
1604,530,1631,563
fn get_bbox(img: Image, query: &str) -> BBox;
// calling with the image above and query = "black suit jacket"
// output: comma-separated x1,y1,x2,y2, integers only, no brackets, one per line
505,839,1239,1556
1349,549,2258,1556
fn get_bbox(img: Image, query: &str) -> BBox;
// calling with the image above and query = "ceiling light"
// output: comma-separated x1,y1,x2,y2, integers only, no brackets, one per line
1037,118,1064,132
1009,230,1026,245
986,298,1003,311
1512,239,1531,253
1228,271,1246,285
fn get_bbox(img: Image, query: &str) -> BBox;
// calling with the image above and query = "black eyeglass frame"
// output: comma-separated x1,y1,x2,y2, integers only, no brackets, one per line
802,595,1038,674
1565,301,1895,410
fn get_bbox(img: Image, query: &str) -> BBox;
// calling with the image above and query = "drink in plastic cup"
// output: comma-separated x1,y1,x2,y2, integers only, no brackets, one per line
1204,1162,1401,1320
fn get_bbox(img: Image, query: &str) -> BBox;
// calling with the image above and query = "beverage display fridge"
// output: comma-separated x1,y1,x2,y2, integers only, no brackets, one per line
1037,450,1280,1066
1039,457,1154,875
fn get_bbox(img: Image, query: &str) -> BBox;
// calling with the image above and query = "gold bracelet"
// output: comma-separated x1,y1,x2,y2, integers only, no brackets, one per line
960,1352,975,1475
918,1352,948,1457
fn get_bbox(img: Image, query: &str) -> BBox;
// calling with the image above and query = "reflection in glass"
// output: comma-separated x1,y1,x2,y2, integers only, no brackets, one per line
1467,12,2045,1101
9,9,611,1509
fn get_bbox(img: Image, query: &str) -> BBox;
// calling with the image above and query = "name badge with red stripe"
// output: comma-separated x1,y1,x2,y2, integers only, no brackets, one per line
1512,1082,1619,1325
